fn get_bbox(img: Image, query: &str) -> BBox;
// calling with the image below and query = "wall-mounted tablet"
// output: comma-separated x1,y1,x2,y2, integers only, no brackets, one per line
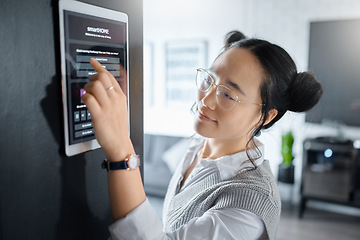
59,0,129,156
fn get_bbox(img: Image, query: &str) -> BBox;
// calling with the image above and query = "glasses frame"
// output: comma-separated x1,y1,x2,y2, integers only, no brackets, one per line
196,68,264,110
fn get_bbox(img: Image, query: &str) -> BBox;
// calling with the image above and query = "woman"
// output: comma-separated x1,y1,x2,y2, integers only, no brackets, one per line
82,31,323,240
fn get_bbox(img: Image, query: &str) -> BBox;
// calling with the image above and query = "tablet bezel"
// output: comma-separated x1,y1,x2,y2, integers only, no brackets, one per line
59,0,129,156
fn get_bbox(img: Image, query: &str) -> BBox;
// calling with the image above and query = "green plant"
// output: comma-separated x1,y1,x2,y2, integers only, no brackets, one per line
281,131,294,167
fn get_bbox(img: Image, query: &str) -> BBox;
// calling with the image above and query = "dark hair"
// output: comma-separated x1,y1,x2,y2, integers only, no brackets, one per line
223,31,323,165
224,30,247,48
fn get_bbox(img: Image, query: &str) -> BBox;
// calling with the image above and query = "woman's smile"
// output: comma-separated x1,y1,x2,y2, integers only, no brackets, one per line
197,109,217,122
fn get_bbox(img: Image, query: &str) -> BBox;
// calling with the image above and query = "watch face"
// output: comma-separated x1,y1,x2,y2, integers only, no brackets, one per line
128,155,139,169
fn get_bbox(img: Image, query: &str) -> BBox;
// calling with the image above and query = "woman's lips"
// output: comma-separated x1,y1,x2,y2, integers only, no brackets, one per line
198,110,216,122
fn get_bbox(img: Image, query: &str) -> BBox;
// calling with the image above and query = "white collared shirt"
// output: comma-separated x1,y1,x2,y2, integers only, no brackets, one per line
178,138,264,192
109,138,266,240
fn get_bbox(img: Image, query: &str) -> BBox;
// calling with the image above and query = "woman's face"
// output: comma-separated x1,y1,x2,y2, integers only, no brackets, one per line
193,47,264,142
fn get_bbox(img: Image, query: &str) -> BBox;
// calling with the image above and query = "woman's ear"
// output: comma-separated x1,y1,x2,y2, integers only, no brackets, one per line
264,109,278,126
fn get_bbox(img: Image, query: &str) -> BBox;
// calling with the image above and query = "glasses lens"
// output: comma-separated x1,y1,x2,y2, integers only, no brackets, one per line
196,69,213,92
216,85,238,110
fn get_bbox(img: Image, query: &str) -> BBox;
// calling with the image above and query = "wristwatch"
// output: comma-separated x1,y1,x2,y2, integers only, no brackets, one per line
102,154,140,172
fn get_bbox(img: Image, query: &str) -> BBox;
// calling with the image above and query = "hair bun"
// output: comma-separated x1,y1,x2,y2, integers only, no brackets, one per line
224,30,247,48
288,72,323,112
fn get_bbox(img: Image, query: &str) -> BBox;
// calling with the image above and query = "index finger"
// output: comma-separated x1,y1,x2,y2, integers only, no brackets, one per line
89,58,122,93
90,58,107,73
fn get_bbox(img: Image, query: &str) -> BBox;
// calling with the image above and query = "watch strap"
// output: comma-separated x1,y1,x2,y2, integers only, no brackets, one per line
102,159,128,172
101,154,139,172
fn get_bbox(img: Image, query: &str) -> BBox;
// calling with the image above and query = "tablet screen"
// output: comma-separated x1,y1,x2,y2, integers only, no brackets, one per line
59,1,128,156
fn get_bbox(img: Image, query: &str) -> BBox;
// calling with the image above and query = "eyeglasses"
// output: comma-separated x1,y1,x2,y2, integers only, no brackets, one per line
196,68,264,110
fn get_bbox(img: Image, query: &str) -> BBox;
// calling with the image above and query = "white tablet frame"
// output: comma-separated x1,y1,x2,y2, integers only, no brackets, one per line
59,0,129,156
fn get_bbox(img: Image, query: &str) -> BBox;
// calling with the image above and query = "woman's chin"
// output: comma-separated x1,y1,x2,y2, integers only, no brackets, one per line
193,121,214,138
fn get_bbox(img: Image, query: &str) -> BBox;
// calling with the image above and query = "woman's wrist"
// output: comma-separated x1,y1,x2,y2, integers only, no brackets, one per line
105,137,135,162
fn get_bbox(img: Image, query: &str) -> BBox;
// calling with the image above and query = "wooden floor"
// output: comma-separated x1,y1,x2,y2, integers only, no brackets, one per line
148,196,360,239
278,206,360,240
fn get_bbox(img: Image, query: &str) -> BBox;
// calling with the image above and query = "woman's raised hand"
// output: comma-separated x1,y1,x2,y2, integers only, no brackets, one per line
81,58,134,161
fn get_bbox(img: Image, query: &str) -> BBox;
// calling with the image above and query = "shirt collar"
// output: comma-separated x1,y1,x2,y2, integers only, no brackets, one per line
193,138,265,181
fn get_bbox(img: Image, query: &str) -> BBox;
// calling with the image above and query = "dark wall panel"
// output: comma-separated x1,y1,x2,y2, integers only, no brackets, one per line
0,0,143,239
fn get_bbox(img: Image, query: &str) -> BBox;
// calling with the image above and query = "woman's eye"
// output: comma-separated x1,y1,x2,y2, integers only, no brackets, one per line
205,77,212,85
223,92,235,101
221,88,240,102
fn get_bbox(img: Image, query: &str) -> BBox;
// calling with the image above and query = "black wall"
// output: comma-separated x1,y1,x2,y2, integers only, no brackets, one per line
0,0,143,239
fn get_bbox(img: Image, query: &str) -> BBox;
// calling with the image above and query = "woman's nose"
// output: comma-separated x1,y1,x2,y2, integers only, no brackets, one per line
200,87,217,110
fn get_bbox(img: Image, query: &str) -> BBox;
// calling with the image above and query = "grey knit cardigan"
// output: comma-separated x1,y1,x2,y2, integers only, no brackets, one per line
162,160,281,240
